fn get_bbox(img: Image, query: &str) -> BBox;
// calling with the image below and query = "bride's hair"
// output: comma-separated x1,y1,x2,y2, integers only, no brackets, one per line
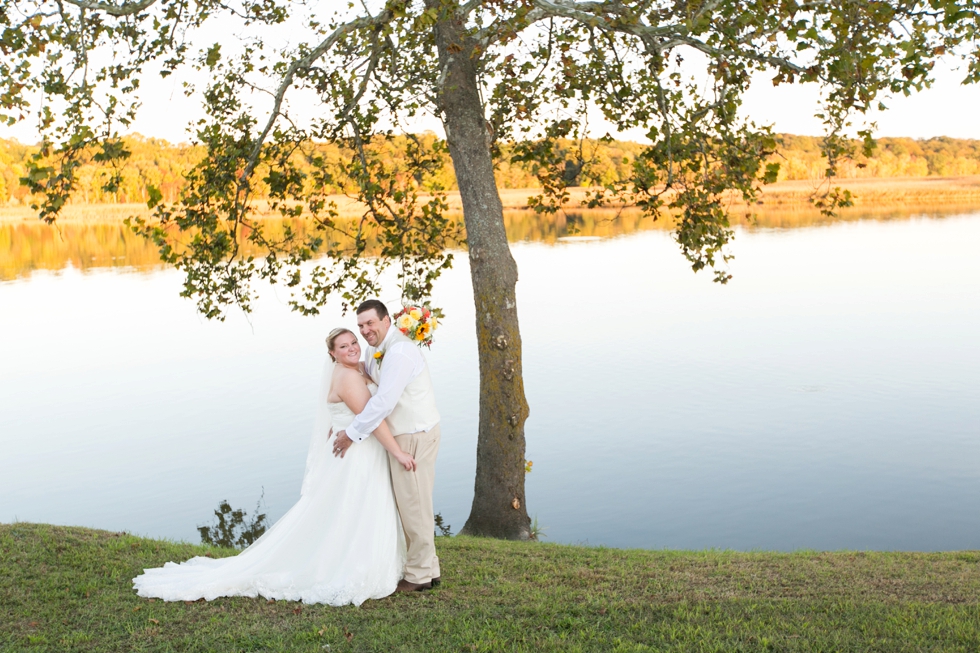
325,328,355,362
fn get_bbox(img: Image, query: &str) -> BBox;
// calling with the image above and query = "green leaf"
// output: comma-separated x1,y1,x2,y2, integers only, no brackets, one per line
146,185,163,209
763,163,780,185
205,43,221,69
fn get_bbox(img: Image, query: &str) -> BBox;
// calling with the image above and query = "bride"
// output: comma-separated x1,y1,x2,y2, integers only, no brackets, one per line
133,328,415,606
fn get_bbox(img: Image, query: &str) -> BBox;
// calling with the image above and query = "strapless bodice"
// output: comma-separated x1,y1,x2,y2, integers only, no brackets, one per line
327,383,376,431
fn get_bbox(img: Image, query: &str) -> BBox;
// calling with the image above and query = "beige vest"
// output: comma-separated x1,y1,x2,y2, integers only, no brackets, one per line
370,329,440,436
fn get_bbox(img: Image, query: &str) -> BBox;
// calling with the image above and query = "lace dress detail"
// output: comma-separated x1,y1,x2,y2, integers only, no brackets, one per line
133,384,405,606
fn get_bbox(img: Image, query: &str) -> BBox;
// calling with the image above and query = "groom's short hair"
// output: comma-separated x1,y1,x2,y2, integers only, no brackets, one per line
356,299,389,320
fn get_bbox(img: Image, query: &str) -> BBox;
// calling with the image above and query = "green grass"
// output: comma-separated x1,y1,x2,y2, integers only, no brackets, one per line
2,523,980,652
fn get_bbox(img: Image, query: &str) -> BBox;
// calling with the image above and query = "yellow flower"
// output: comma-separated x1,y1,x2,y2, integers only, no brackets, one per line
409,308,422,320
429,317,438,330
373,352,382,359
417,323,431,338
396,314,414,331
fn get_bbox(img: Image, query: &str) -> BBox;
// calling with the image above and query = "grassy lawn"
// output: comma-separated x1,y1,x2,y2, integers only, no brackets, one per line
2,523,979,652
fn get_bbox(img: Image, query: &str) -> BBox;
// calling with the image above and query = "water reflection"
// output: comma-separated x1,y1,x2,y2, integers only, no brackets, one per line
1,212,979,550
2,204,977,282
1,221,160,280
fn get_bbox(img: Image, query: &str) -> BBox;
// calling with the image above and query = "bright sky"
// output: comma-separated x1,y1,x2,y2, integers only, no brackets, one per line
2,56,977,145
739,62,980,140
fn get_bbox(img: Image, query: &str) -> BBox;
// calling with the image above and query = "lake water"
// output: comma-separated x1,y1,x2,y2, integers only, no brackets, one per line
1,209,979,551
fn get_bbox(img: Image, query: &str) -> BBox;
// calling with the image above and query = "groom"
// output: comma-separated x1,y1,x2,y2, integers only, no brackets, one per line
331,299,442,592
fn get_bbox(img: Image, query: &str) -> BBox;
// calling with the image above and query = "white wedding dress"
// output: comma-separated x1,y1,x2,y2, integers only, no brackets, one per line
133,365,405,606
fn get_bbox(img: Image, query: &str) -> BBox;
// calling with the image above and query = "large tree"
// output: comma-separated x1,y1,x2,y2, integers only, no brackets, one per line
3,0,976,539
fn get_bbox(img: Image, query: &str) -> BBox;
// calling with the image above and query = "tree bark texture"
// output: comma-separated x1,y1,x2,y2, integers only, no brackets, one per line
430,3,532,540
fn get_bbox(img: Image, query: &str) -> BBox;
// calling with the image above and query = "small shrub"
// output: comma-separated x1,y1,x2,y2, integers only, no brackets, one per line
434,513,452,537
198,492,268,549
529,516,546,541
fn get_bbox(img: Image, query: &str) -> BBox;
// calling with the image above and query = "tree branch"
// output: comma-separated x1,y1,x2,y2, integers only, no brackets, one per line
458,0,483,17
529,0,809,74
657,35,808,74
241,9,392,181
529,0,647,29
476,7,549,47
61,0,158,17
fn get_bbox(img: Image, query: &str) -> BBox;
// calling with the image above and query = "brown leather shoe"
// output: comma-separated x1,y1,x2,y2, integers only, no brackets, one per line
395,579,432,593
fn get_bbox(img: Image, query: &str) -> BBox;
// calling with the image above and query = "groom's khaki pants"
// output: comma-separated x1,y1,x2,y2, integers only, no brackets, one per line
390,424,441,584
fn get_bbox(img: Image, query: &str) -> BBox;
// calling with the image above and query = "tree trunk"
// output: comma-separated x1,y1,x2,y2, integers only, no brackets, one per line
430,3,532,540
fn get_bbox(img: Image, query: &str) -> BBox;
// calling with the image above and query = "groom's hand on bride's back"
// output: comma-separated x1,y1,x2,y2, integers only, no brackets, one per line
332,429,353,458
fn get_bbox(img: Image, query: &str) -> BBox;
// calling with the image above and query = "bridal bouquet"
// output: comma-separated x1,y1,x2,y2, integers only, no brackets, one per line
393,305,442,348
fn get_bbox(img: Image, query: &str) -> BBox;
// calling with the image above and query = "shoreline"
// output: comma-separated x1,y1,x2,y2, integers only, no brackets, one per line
4,174,980,223
3,519,975,554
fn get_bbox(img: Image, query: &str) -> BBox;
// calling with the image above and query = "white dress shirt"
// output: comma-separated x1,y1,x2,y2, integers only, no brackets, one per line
346,327,427,442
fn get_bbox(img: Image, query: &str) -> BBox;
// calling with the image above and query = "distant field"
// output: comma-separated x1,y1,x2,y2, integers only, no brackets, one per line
4,175,980,224
743,174,980,208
